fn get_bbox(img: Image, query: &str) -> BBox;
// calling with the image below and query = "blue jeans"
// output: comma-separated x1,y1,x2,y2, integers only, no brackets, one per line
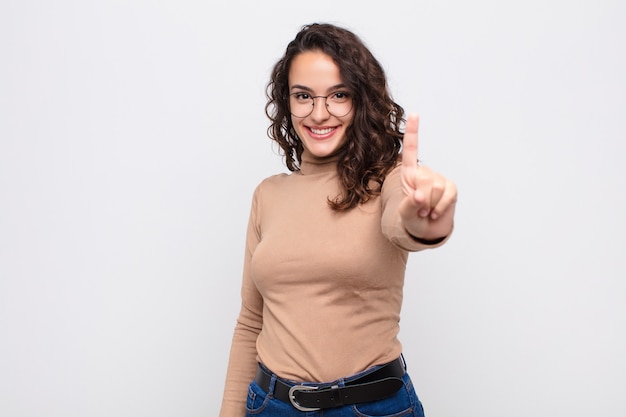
245,358,426,417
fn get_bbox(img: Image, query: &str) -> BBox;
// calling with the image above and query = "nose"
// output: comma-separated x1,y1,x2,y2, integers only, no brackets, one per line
309,97,331,122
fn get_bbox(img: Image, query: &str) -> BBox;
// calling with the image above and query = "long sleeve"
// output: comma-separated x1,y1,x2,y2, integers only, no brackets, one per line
219,189,264,417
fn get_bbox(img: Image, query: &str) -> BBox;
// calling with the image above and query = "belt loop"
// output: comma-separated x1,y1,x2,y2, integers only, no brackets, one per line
268,374,278,397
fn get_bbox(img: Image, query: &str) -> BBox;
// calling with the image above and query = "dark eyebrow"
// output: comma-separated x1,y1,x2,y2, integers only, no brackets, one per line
290,84,313,92
289,84,348,93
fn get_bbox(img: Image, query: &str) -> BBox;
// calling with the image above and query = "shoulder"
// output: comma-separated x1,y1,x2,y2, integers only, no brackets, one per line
250,172,292,199
256,172,290,189
247,172,296,217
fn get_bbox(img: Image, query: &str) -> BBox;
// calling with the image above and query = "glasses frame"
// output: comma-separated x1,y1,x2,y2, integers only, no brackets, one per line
288,92,353,118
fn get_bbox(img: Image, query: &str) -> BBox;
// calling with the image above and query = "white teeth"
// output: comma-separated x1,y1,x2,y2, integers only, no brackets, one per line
310,127,334,135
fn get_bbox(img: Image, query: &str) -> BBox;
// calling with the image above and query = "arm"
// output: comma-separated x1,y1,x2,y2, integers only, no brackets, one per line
219,190,264,417
381,113,457,250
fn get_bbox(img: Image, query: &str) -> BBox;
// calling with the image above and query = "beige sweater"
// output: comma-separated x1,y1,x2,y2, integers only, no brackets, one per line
219,151,446,416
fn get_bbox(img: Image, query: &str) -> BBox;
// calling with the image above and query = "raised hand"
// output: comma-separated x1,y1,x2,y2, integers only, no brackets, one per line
398,113,457,242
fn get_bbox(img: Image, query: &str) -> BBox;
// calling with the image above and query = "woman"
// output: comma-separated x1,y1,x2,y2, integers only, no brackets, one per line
220,22,457,416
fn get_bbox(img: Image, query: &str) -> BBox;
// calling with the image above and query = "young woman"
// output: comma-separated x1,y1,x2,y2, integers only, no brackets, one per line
220,22,457,416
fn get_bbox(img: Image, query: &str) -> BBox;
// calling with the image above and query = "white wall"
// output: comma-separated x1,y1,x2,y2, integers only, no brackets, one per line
1,1,624,416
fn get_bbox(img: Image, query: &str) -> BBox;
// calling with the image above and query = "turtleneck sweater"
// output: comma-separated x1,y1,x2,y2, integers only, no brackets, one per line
219,151,446,416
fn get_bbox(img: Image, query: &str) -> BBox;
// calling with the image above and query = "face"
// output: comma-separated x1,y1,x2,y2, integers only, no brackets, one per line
288,50,354,158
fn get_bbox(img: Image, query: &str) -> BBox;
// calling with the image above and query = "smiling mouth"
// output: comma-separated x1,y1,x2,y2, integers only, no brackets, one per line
308,127,336,135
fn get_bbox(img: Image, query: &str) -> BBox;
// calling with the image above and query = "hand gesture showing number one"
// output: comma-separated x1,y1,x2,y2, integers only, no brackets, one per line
399,113,457,242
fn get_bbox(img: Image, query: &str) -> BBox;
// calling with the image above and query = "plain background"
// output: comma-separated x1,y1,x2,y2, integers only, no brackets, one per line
1,1,625,416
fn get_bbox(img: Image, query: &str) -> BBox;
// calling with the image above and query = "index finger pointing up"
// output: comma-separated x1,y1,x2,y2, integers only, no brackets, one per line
402,113,420,169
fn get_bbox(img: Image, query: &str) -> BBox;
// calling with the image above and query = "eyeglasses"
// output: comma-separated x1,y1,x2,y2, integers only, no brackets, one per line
289,91,353,118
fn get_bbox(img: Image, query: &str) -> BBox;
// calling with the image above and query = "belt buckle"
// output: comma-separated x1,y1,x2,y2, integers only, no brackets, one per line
288,385,320,412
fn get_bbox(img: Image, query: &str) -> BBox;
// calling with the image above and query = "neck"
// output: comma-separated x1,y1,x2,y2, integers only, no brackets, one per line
299,150,339,175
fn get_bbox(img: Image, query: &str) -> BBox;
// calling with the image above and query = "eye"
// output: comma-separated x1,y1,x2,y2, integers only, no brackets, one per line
330,91,350,102
292,92,311,101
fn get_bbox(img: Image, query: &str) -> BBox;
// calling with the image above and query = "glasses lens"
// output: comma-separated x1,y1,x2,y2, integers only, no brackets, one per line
289,94,313,118
326,92,352,117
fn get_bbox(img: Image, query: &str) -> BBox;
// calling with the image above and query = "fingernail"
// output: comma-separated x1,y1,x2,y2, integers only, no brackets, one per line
430,212,439,220
419,209,429,217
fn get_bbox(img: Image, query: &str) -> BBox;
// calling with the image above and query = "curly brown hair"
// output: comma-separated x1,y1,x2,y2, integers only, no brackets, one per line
265,23,405,210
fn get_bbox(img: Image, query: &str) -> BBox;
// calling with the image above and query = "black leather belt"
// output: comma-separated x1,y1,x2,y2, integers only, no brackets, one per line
254,357,405,412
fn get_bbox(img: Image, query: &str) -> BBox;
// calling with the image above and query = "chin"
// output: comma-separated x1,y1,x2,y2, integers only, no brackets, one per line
304,141,345,158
